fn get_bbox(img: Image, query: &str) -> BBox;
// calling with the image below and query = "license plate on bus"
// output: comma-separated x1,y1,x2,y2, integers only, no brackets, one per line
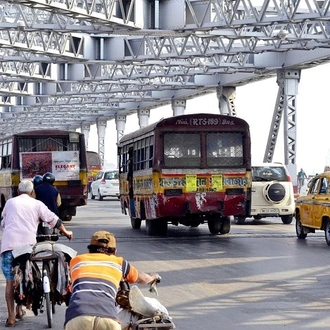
261,208,278,213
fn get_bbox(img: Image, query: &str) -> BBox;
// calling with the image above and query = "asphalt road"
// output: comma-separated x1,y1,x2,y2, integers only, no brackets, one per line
1,197,330,329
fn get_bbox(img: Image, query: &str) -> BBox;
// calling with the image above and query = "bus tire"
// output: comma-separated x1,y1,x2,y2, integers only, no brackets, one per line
146,220,157,236
234,216,246,224
146,219,168,237
0,194,5,217
219,216,231,234
157,219,168,237
131,217,142,229
207,217,221,235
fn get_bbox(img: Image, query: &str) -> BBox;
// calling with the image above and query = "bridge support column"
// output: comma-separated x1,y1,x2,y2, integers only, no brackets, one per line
138,109,150,128
171,99,186,116
264,69,300,190
115,115,126,144
216,86,236,116
97,120,107,167
81,124,90,150
115,115,126,169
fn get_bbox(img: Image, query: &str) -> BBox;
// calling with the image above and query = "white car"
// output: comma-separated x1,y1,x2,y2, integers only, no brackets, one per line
235,163,295,224
90,169,120,200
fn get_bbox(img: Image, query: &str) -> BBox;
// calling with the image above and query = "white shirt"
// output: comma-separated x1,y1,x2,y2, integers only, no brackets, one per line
0,193,59,254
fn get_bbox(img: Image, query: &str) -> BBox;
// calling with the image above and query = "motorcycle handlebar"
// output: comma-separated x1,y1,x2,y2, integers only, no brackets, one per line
36,234,59,242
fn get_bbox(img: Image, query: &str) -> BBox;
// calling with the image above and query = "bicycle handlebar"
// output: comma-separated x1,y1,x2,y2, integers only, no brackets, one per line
149,276,161,296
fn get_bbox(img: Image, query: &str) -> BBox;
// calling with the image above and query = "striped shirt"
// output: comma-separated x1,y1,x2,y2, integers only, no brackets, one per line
64,253,138,325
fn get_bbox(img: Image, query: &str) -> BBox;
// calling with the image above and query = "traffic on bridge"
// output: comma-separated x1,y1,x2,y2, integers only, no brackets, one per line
2,1,330,329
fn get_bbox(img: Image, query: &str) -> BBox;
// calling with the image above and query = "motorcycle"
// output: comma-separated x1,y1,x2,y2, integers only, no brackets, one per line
116,277,175,330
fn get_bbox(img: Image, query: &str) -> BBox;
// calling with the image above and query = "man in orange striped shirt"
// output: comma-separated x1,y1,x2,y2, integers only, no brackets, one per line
64,231,159,330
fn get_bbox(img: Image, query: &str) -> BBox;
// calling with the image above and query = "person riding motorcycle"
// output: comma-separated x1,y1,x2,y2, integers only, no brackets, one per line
32,175,43,188
34,172,61,236
31,175,43,199
35,172,61,216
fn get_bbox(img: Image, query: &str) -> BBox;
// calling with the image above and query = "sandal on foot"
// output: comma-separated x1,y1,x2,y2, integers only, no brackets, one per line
5,319,16,327
15,310,26,320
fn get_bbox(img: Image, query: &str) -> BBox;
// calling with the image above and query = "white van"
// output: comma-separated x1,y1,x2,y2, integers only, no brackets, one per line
235,163,295,224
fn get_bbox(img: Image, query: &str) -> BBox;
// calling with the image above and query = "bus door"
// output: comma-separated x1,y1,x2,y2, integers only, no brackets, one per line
127,147,135,217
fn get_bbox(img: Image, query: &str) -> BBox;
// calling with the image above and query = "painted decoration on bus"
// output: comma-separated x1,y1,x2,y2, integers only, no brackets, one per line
20,151,80,180
158,175,248,192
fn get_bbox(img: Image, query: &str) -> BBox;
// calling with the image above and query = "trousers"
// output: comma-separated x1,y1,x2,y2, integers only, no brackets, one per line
65,315,121,330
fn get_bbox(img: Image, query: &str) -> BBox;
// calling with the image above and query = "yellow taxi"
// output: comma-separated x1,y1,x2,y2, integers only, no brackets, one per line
295,172,330,245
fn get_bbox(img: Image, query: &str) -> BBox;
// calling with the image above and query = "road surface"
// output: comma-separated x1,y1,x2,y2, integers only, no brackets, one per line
1,198,330,329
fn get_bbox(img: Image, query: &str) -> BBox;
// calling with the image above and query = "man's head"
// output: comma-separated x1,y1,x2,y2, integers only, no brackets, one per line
18,180,34,195
88,230,116,255
43,172,55,185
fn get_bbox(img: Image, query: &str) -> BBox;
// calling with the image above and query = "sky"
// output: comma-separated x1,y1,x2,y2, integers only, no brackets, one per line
87,63,330,176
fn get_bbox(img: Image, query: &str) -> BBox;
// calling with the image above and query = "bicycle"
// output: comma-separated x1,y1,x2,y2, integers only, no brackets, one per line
12,233,76,328
31,234,60,328
116,276,175,330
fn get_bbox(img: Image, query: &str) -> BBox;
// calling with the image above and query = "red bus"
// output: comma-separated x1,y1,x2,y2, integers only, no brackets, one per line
0,129,88,221
86,151,102,190
117,113,252,236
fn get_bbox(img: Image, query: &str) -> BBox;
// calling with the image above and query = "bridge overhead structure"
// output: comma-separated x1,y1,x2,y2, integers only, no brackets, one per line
0,0,330,180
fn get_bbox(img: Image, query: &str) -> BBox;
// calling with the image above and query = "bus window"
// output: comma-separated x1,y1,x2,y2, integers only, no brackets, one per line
207,132,244,167
164,133,200,167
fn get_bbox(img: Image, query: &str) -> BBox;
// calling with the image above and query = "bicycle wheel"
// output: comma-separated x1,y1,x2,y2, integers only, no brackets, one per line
43,263,53,328
44,291,53,328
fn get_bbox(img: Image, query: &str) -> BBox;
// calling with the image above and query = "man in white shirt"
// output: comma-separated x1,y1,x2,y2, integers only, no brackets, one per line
0,179,73,327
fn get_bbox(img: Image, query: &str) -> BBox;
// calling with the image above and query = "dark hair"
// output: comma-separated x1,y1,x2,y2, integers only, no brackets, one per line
88,245,116,255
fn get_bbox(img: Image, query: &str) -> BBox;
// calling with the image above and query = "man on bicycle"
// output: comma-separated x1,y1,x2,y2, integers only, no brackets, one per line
64,230,159,330
0,179,73,327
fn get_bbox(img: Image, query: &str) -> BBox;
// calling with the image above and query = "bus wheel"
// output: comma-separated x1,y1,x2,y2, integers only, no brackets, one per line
63,215,72,221
234,216,246,224
157,219,168,237
146,219,167,236
131,217,142,229
207,216,221,235
0,194,5,217
146,220,157,236
219,216,231,234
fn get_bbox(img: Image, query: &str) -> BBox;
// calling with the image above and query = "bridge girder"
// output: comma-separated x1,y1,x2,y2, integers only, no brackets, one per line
0,0,329,136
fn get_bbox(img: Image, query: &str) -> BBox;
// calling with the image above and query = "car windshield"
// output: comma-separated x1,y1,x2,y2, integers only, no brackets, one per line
252,166,287,182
